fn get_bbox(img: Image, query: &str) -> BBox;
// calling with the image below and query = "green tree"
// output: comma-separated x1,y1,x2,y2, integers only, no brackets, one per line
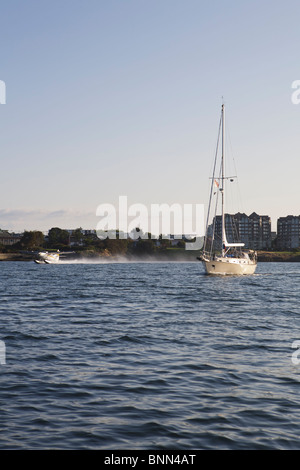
128,238,156,255
19,231,45,250
105,238,128,255
72,228,83,244
48,227,70,247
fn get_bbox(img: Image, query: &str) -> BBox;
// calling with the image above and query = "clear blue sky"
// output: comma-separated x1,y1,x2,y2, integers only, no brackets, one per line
0,0,299,232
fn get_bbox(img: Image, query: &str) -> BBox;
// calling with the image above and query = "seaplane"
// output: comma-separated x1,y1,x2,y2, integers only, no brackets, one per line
34,251,61,264
34,250,75,264
17,249,74,264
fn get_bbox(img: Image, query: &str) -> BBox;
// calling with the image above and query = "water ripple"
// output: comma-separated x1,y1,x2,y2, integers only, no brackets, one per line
0,261,300,449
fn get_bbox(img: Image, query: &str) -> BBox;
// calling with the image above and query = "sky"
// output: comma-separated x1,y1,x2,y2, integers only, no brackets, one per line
0,0,299,233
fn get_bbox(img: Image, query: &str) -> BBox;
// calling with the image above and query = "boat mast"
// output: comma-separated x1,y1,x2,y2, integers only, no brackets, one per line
221,103,225,257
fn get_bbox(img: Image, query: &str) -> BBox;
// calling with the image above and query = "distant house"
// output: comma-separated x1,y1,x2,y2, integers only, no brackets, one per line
0,230,22,246
65,228,98,246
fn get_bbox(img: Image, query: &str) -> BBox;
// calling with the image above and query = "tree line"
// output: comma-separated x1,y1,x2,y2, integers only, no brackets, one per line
1,227,186,256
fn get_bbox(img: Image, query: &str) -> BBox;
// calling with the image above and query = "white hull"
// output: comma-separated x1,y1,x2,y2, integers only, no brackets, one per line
203,258,257,275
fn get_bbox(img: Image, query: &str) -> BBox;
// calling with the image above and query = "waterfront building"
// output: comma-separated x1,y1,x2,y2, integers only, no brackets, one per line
0,230,22,246
211,212,272,250
276,215,300,250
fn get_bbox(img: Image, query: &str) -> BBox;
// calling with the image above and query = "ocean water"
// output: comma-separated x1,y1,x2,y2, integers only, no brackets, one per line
0,260,300,450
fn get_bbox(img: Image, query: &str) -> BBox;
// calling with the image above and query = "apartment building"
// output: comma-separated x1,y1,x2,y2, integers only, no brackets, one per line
212,212,272,250
276,215,300,250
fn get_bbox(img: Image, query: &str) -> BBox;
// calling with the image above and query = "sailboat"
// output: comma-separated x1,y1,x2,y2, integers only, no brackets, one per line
200,104,257,275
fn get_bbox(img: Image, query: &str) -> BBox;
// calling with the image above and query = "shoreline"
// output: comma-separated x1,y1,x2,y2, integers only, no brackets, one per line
1,250,300,262
257,251,300,262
